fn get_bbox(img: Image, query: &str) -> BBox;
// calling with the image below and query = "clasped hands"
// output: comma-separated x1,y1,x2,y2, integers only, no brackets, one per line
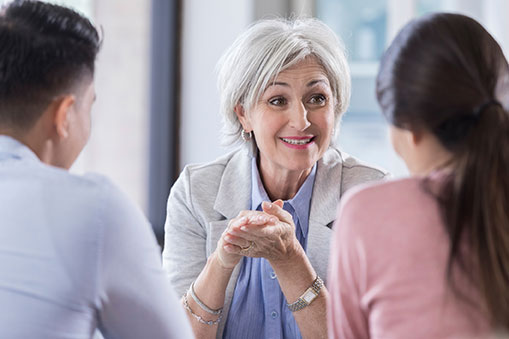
216,200,300,269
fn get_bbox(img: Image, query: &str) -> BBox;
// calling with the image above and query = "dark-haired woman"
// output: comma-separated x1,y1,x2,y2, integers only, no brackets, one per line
327,13,509,338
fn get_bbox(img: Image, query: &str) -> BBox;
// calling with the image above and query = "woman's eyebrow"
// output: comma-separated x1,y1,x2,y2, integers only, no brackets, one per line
267,81,290,88
307,79,329,87
266,79,329,89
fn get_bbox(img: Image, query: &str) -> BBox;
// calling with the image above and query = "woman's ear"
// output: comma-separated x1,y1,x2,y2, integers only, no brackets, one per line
408,127,424,146
52,95,75,139
234,104,252,131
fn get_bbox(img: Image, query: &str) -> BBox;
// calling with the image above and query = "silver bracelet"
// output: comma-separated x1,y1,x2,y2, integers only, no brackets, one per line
183,292,223,325
188,281,223,315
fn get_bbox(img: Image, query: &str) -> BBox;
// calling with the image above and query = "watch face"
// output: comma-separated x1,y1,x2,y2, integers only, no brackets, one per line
303,289,317,303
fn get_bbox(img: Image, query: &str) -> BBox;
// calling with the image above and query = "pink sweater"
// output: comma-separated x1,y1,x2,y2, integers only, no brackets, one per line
327,177,493,339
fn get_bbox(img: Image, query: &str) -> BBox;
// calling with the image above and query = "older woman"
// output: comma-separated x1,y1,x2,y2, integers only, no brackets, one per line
163,18,387,339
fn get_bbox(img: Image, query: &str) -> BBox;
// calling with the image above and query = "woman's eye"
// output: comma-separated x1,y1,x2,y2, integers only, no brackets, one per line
269,97,287,106
309,94,326,105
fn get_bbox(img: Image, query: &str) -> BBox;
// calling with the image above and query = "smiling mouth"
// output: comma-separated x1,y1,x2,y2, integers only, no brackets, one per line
280,137,315,145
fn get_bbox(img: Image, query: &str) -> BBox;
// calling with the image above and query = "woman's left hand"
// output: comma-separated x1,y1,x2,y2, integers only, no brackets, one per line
224,200,301,263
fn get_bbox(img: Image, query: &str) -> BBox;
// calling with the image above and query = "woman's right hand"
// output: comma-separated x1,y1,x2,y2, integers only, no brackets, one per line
215,214,252,269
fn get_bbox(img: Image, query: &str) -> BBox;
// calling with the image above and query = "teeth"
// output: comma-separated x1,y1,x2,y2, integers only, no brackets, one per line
281,137,312,145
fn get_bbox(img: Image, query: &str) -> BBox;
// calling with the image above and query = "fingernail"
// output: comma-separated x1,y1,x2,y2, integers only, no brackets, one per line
241,226,247,231
267,202,273,208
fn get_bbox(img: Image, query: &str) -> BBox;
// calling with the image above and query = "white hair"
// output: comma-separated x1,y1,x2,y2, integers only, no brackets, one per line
217,17,351,146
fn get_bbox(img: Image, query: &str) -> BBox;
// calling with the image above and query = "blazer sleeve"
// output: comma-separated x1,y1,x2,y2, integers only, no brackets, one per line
340,164,390,196
162,166,208,297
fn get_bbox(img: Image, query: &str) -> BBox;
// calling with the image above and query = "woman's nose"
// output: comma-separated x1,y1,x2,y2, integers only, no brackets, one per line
288,102,311,131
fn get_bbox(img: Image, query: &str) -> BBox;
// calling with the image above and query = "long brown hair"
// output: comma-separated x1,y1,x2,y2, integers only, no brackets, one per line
376,13,509,329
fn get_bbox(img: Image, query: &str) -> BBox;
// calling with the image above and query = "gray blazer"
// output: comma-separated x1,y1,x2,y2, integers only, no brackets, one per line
162,146,388,337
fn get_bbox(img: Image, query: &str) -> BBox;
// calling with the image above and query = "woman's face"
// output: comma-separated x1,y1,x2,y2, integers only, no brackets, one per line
237,57,335,174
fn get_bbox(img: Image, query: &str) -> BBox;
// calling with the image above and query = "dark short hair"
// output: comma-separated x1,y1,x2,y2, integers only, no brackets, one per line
0,0,101,129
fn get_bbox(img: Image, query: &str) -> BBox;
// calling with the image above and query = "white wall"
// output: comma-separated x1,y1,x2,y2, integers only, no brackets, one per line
438,0,509,66
179,0,253,169
484,0,509,59
78,0,151,211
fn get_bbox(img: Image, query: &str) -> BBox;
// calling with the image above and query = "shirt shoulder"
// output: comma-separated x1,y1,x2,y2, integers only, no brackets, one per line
338,177,427,221
27,161,119,197
342,176,421,205
335,177,442,255
34,166,144,235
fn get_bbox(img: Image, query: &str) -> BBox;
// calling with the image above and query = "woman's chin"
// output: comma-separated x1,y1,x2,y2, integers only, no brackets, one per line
277,158,318,173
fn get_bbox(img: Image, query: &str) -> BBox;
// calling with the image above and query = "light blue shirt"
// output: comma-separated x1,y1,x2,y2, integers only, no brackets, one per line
223,157,317,339
0,135,193,339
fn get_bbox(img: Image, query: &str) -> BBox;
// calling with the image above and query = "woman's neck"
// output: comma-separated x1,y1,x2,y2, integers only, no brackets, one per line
408,134,453,177
257,157,312,201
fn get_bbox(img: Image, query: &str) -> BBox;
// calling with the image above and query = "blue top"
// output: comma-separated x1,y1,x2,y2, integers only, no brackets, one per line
0,135,193,339
223,157,317,339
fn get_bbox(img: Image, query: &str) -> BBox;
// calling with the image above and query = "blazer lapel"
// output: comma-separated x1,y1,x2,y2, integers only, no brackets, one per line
207,219,230,256
208,148,252,255
213,148,252,219
307,149,344,282
208,149,252,338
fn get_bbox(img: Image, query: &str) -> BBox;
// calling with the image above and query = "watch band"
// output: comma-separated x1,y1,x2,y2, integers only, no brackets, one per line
287,276,324,312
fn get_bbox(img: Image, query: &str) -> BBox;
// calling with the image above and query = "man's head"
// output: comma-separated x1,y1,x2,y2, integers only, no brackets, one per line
0,0,101,168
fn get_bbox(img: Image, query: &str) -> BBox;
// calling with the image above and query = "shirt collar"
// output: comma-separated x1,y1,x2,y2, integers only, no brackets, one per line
0,135,40,163
250,157,317,236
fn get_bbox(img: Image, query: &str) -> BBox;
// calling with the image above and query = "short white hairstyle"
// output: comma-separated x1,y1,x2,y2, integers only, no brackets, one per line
217,17,351,146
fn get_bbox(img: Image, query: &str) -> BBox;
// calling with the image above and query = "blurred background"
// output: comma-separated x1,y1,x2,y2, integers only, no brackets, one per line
2,0,507,241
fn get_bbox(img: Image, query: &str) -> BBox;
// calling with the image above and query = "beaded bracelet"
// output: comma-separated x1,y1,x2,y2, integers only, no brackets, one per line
183,292,223,326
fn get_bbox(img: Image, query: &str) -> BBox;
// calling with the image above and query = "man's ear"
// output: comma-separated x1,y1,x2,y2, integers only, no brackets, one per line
52,95,75,139
234,104,251,131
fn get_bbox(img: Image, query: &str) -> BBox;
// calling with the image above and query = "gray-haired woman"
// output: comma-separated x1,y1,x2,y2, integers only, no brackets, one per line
163,18,388,339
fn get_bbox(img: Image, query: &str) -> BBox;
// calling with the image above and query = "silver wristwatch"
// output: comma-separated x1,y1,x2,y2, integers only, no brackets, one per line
287,276,324,312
